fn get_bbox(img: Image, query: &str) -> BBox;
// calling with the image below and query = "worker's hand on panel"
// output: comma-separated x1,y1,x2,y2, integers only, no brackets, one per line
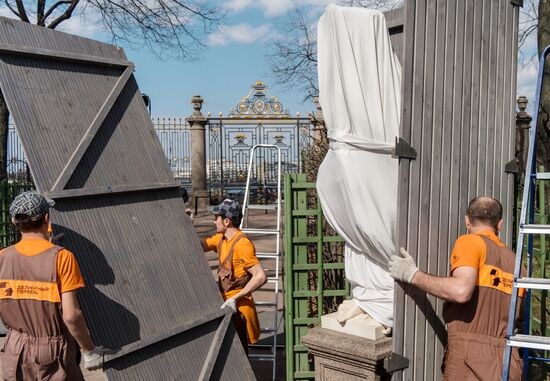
83,346,110,371
221,297,238,313
388,247,419,283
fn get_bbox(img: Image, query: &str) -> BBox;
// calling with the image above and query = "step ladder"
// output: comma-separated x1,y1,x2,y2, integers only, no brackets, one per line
502,44,550,381
240,144,282,381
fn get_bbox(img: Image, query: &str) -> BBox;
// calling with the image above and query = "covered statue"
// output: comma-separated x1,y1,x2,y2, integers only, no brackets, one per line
316,5,401,332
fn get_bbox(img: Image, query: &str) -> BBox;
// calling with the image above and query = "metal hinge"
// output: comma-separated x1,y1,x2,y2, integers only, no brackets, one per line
392,137,417,160
504,159,519,174
383,352,409,373
510,0,523,7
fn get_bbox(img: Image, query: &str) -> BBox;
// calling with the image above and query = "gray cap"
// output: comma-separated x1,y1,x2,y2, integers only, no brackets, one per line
9,191,55,221
211,198,242,221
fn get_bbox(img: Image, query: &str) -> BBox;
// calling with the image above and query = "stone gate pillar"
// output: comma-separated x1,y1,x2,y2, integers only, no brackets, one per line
516,96,532,174
186,95,209,212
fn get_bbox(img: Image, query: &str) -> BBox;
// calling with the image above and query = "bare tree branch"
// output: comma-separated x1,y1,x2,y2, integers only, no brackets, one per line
37,0,46,26
4,0,22,18
269,0,402,102
43,0,73,21
14,0,30,22
47,0,80,29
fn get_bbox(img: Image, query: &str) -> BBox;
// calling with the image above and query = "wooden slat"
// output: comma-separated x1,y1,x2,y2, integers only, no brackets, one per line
46,182,181,199
0,42,133,67
51,65,134,192
104,309,226,362
198,312,232,381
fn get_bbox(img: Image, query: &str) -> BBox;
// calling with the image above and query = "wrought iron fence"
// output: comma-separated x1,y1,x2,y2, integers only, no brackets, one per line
152,118,191,187
206,117,313,191
5,118,313,192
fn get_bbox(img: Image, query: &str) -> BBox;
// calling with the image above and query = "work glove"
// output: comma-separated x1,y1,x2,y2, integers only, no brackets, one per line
220,298,237,313
388,248,419,283
82,346,110,371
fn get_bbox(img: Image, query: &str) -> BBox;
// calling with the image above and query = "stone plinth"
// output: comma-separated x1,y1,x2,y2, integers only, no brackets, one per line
301,327,392,381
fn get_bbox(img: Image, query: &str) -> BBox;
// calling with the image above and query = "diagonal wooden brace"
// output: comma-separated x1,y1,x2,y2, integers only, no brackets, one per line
198,312,233,381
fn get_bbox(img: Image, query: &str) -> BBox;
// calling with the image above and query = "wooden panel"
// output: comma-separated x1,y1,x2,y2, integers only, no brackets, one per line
0,16,254,380
394,1,520,380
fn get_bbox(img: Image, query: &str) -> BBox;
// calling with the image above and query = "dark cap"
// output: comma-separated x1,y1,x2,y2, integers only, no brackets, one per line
211,198,242,221
9,191,55,222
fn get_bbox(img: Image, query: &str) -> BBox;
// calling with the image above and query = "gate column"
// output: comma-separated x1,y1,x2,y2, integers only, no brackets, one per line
187,95,209,212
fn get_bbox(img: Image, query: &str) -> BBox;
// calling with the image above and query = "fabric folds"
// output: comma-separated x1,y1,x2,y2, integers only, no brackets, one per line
316,4,401,327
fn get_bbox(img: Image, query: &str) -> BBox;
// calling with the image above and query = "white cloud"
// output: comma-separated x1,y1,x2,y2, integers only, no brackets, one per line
224,0,254,13
208,23,272,46
517,59,538,115
259,0,294,17
56,12,102,37
0,6,100,38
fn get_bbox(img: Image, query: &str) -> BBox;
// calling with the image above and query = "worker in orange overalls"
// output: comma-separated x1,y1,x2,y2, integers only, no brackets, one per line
0,191,109,380
388,196,524,380
202,198,266,352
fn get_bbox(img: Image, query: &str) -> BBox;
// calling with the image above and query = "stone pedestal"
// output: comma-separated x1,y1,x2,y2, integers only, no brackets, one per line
301,327,393,381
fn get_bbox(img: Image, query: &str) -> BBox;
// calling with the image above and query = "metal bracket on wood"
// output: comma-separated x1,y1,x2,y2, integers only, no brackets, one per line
103,309,227,363
392,137,417,160
383,352,409,374
510,0,523,7
505,159,519,174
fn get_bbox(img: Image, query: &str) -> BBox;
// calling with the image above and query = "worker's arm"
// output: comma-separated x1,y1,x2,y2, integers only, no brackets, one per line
389,247,478,303
410,266,478,303
61,291,95,352
201,239,210,252
229,263,267,302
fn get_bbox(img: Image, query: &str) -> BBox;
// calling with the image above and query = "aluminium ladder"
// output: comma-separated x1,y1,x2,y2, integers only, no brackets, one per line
502,44,550,381
240,144,282,381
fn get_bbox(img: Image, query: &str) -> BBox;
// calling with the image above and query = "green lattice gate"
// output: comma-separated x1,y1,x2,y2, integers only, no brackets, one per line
284,173,348,380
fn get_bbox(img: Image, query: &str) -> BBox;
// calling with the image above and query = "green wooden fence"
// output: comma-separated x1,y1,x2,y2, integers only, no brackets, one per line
284,173,348,380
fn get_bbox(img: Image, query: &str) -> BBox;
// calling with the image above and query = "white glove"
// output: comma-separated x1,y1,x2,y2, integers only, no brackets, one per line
220,298,237,313
388,247,419,283
82,346,109,371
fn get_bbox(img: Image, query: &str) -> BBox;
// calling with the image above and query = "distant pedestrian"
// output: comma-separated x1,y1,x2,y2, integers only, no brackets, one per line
0,191,108,380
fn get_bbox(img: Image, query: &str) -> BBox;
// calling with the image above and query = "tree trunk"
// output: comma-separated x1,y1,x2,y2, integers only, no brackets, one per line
0,89,8,179
538,0,550,215
538,0,550,171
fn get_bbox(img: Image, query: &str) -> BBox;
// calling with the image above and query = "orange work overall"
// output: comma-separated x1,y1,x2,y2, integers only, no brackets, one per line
442,235,523,381
0,245,84,381
218,234,261,347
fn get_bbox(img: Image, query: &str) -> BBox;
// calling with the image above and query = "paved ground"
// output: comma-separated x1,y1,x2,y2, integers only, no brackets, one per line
1,208,285,380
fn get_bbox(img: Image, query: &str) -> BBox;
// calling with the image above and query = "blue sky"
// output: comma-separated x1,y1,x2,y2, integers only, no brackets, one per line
0,1,540,117
56,0,334,118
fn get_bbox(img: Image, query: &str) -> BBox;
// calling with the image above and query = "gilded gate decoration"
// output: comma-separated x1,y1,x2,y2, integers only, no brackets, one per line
207,81,313,190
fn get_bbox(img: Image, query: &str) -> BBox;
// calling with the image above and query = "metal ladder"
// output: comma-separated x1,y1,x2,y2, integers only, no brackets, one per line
240,144,282,381
502,44,550,381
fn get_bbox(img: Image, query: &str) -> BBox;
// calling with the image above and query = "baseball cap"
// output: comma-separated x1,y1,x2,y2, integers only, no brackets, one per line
211,198,242,221
9,191,55,222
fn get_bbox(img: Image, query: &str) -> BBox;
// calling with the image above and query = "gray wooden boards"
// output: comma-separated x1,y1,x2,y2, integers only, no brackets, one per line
383,7,404,64
394,1,520,380
0,17,255,380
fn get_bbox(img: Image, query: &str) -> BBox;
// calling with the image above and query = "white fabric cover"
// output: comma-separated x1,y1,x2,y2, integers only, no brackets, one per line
316,5,401,327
